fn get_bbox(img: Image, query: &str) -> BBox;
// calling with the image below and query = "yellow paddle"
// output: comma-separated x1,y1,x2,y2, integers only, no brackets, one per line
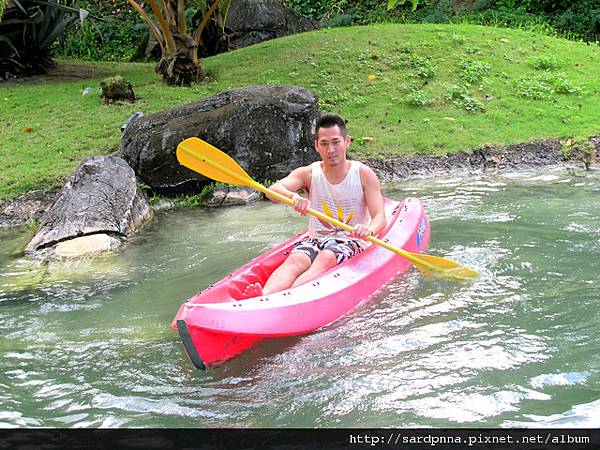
176,137,478,281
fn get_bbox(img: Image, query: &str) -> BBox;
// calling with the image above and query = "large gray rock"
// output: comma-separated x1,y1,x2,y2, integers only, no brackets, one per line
227,0,318,49
119,85,320,195
26,156,152,257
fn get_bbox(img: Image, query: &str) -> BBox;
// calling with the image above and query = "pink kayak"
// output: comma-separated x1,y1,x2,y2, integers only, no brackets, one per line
171,197,430,369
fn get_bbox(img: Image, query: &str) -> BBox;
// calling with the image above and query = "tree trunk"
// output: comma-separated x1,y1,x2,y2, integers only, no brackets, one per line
155,33,204,86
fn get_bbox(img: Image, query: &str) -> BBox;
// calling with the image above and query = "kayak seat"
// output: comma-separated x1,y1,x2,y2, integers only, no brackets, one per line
227,248,294,300
229,279,263,300
228,268,269,300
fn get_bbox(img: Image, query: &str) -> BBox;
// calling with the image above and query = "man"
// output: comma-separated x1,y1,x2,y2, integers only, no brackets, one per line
258,113,387,295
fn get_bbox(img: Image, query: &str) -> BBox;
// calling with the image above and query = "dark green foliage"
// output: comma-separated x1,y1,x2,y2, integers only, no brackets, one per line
0,0,90,78
56,20,147,62
53,1,146,62
281,0,416,25
488,0,600,40
281,0,328,19
283,0,600,42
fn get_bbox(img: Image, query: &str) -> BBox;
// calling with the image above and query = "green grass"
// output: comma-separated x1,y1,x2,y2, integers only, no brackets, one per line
2,23,600,200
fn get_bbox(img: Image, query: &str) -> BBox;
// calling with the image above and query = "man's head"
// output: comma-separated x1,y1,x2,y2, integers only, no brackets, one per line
315,114,348,139
314,114,350,167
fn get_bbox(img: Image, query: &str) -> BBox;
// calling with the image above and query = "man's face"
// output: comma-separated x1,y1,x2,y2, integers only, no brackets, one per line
315,125,350,167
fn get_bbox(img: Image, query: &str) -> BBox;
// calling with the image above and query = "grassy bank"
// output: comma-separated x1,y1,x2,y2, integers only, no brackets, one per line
2,23,600,201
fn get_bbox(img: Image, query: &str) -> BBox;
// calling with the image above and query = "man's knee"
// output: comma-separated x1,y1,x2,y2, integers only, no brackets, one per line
285,252,312,274
313,249,338,268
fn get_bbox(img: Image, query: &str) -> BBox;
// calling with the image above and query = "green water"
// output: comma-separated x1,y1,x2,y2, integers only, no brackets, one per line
1,168,599,427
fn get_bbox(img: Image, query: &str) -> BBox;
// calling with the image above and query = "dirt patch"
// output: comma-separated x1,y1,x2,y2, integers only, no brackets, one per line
0,189,59,228
366,139,591,181
0,61,112,87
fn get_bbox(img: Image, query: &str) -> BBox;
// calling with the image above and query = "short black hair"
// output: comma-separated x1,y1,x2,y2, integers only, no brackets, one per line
315,113,348,138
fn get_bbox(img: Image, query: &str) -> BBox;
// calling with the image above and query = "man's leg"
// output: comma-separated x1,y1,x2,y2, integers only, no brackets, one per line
291,249,337,287
263,252,312,294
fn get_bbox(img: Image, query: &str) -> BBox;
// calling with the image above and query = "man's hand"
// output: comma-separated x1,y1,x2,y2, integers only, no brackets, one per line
291,193,310,216
349,223,374,240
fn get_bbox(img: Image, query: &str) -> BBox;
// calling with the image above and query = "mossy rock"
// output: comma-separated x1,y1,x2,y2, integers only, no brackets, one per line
100,75,135,104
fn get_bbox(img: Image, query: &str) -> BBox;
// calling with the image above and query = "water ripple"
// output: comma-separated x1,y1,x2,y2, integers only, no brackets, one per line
1,169,600,427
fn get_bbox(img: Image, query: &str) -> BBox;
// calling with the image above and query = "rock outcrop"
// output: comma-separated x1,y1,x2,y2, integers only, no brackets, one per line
26,155,152,258
366,140,576,181
119,84,320,195
227,0,318,50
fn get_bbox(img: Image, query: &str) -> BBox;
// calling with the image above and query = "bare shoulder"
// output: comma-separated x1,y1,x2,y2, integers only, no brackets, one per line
358,162,381,186
284,164,312,190
292,164,313,177
294,164,312,181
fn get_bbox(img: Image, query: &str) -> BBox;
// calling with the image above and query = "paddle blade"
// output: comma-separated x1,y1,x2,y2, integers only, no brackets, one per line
177,137,255,188
410,253,478,281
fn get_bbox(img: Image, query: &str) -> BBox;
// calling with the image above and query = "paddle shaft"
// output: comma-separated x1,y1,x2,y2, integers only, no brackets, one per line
200,156,438,272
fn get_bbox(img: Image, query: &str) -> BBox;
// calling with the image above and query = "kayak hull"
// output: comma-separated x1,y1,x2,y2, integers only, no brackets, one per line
171,197,430,368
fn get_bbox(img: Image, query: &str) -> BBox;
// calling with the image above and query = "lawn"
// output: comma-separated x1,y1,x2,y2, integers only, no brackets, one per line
1,23,600,200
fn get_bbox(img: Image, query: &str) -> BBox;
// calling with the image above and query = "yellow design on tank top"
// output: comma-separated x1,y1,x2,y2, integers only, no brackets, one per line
308,161,369,239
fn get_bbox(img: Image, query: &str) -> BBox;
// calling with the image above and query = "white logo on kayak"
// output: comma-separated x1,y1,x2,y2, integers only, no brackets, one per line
416,217,428,249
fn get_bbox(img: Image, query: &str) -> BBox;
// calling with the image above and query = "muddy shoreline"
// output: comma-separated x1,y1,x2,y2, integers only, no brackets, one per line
2,137,598,228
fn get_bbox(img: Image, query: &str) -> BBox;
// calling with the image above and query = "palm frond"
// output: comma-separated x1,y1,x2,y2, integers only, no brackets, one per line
193,0,223,46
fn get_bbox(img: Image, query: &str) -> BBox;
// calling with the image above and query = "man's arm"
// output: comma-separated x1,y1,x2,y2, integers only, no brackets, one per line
266,166,311,215
351,164,386,239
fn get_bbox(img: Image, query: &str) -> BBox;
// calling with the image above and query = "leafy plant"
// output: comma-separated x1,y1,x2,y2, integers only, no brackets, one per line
409,55,437,78
0,0,96,78
444,83,485,112
457,9,558,37
56,19,145,62
280,0,325,19
406,88,433,106
528,55,563,71
515,72,580,99
391,54,437,78
26,218,39,234
387,0,419,11
459,58,491,84
177,181,231,207
451,32,466,43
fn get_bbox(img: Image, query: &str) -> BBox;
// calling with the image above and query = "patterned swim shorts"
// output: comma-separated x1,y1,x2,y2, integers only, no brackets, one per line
292,237,365,264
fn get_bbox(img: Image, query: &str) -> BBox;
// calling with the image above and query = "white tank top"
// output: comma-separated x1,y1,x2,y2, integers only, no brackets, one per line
308,161,370,239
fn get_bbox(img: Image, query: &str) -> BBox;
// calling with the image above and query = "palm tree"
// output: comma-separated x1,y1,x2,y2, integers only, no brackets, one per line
127,0,231,86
